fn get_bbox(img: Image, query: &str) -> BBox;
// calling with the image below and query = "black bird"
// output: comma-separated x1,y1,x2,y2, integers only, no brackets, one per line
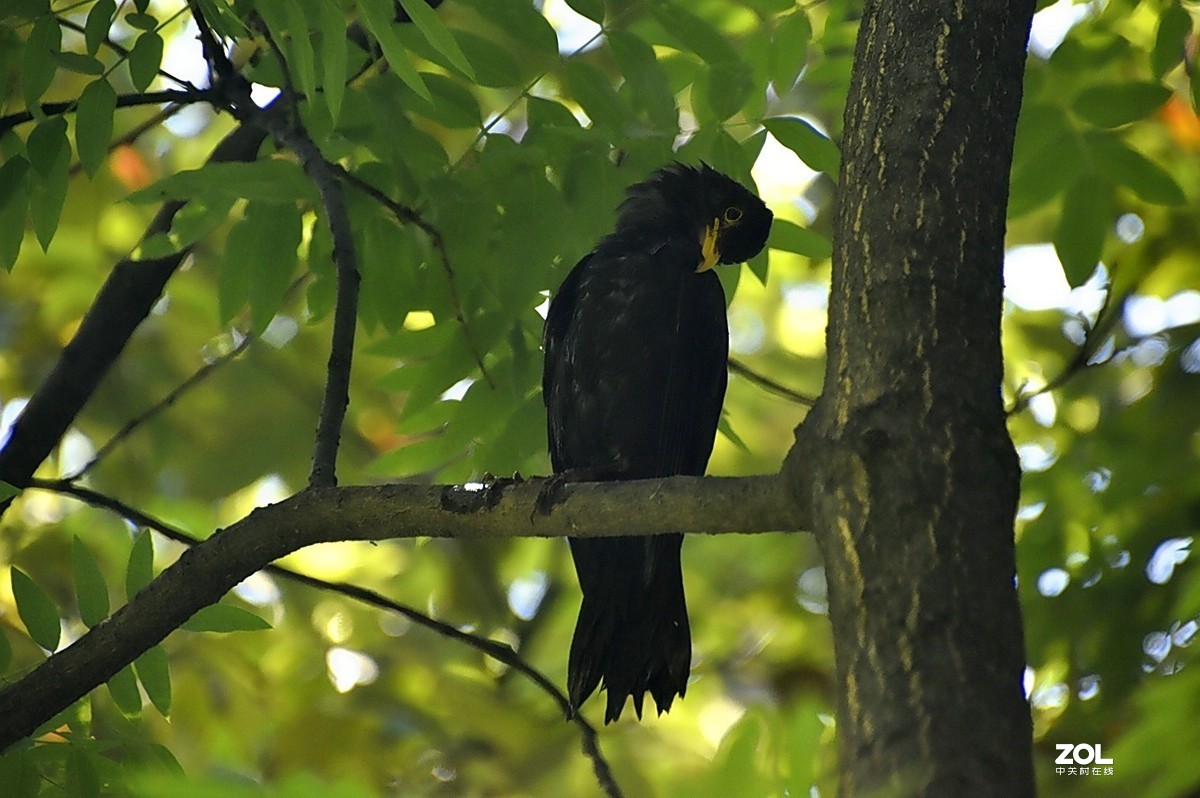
542,163,772,722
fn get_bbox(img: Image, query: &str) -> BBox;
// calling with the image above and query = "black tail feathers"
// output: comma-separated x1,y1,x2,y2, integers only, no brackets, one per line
567,534,691,723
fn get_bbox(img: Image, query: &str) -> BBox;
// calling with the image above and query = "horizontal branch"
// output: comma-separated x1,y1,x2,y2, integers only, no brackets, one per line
0,473,807,752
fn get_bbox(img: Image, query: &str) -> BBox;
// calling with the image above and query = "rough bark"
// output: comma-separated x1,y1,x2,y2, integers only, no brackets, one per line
791,1,1037,795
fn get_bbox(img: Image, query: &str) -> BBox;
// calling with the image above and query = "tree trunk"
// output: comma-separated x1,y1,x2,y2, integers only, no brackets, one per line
792,1,1037,794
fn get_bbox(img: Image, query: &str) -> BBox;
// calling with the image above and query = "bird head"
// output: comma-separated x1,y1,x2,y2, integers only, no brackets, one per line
614,162,773,272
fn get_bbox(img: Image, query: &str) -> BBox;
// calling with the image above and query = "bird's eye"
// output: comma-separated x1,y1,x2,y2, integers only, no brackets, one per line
723,207,743,223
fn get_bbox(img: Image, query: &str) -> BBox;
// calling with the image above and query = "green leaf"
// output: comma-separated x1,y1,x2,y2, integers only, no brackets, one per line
11,567,61,652
26,117,69,178
106,664,142,715
317,0,348,122
1054,173,1113,287
1085,132,1186,205
652,3,739,64
125,12,158,31
0,158,30,271
0,628,10,674
125,530,154,601
463,0,557,58
397,0,474,79
182,603,272,632
770,11,811,90
21,15,61,112
85,0,117,56
608,30,675,130
1008,129,1082,217
769,218,832,260
1152,3,1192,79
564,60,626,130
564,0,605,24
1072,82,1171,128
244,202,302,333
127,31,163,92
706,60,754,121
75,79,117,177
51,51,104,75
718,413,751,454
764,116,840,176
135,645,171,716
0,480,20,503
66,748,101,798
27,119,71,251
360,0,431,101
452,29,523,88
72,537,110,628
126,160,314,205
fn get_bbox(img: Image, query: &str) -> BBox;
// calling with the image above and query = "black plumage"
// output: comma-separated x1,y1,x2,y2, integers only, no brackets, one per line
542,163,772,722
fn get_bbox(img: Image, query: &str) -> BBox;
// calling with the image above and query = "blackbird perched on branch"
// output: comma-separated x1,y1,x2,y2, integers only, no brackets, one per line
542,163,772,722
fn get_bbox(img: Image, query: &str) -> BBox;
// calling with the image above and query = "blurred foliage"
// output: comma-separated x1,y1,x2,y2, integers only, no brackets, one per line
0,0,1197,795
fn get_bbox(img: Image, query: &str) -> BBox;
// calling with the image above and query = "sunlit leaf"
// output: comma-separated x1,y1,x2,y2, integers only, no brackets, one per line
397,0,474,79
182,604,272,632
769,218,832,260
72,537,110,628
358,0,432,101
764,117,840,176
11,567,61,652
75,78,117,177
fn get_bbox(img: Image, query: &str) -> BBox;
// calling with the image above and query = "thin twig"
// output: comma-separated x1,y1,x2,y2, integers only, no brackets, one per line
69,334,253,479
55,14,193,89
185,0,359,487
26,477,621,798
1007,286,1125,416
336,167,495,387
729,358,818,405
0,90,211,134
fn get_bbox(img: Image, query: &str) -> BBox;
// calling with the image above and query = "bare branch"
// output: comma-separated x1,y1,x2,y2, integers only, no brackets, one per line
0,90,213,135
1008,286,1125,416
729,358,818,405
0,472,807,752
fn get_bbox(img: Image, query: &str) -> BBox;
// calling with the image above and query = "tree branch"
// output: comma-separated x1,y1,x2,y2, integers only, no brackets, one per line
27,477,622,797
0,90,214,134
0,472,807,752
0,120,270,513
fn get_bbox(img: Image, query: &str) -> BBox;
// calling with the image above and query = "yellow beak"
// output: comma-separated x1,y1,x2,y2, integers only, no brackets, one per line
697,217,721,272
